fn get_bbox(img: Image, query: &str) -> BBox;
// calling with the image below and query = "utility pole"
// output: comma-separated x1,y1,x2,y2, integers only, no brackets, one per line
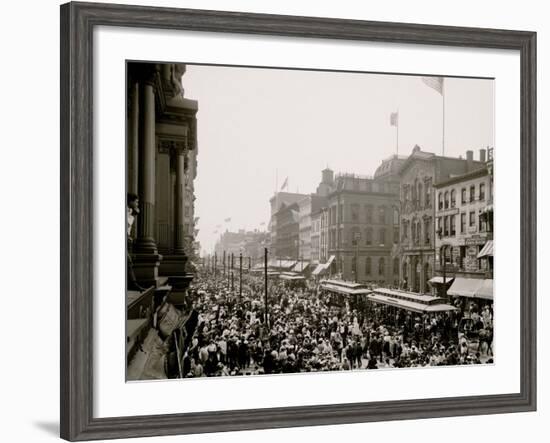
239,252,243,300
264,247,269,327
214,252,217,279
223,250,226,276
231,253,234,292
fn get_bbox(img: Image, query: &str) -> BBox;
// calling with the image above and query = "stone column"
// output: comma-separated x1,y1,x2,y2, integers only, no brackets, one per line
128,81,139,195
174,146,186,255
132,73,162,286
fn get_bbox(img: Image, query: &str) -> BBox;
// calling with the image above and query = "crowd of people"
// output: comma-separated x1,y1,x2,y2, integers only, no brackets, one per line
177,271,493,378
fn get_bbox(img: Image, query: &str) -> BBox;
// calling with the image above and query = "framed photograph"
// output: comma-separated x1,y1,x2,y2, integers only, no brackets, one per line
60,1,536,441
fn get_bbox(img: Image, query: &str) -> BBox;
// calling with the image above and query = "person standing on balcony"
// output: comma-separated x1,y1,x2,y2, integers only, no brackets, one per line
127,192,145,291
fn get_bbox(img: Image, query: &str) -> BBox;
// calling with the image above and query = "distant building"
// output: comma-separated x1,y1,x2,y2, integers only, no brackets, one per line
269,191,307,257
298,194,328,264
398,145,486,294
274,202,300,259
432,148,494,298
214,229,270,268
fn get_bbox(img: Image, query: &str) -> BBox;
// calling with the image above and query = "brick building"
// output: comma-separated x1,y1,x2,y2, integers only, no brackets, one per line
398,145,486,294
433,148,494,298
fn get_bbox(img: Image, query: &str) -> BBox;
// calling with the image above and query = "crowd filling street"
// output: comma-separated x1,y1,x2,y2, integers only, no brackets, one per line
178,271,494,378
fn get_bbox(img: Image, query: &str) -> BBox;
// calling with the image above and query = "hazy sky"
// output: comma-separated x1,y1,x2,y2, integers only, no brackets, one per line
182,64,494,254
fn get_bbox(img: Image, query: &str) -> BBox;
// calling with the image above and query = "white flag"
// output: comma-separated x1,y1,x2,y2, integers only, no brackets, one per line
422,76,444,95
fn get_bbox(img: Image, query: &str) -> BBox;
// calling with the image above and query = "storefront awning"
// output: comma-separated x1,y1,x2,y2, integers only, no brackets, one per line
429,276,454,285
311,255,335,276
477,240,494,258
447,277,483,298
476,279,494,300
448,277,492,299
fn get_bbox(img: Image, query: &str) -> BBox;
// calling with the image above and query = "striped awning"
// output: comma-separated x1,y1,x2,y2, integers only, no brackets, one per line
477,240,494,258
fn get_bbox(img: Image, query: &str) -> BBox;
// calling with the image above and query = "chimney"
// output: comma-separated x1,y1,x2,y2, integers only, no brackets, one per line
466,150,473,171
479,148,486,163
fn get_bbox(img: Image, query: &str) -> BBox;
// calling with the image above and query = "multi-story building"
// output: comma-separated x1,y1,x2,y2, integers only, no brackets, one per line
324,166,401,285
269,191,307,254
398,145,486,293
298,194,328,265
214,229,270,268
433,149,494,298
274,202,300,259
126,61,198,289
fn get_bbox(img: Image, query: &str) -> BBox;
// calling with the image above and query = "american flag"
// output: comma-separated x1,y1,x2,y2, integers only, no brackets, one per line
422,76,444,95
390,111,398,127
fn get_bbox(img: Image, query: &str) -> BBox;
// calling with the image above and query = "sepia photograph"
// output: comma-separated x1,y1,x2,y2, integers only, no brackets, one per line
126,61,494,381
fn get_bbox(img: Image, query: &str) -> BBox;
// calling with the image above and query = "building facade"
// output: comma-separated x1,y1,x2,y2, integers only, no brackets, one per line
325,171,401,284
269,191,307,256
274,202,300,259
398,146,486,293
127,61,198,290
433,151,494,294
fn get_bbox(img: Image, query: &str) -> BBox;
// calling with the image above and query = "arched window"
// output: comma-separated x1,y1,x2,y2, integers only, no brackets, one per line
379,257,385,276
418,182,423,207
450,189,456,208
444,191,450,209
438,192,443,210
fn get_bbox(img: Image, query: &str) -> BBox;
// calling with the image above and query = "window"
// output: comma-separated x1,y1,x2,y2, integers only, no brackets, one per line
393,208,399,224
351,228,361,245
365,257,371,275
425,179,432,207
379,228,386,245
424,218,431,245
444,216,449,237
378,257,385,276
450,189,456,208
393,226,399,244
351,256,357,276
469,211,476,227
365,205,373,223
417,182,423,207
444,191,449,209
470,185,475,202
351,204,359,222
479,210,487,232
438,192,443,210
378,206,386,224
450,214,456,236
461,213,466,233
461,188,467,204
393,258,399,275
480,183,486,201
437,217,442,236
459,246,466,269
366,227,373,246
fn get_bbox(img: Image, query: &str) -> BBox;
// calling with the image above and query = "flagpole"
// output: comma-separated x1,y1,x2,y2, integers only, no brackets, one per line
442,81,445,156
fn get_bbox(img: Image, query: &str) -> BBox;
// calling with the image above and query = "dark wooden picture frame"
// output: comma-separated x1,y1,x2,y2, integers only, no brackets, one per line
60,2,537,441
